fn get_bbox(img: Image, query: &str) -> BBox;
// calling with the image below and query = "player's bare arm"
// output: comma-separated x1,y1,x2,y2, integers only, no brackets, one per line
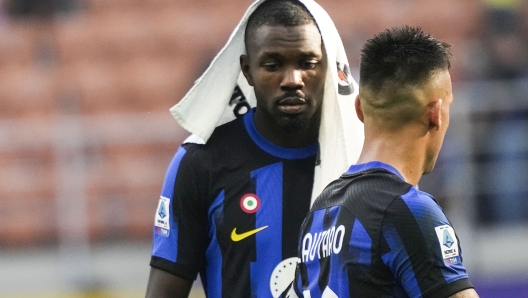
448,288,480,298
145,267,193,298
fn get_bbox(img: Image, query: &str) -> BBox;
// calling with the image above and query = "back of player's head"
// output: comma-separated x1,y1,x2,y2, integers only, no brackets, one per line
245,0,317,49
358,26,452,127
359,26,451,91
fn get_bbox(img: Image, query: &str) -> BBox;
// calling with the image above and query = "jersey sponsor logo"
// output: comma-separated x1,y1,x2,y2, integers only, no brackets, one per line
154,196,170,237
230,226,268,242
269,257,297,298
435,224,461,266
240,193,261,213
155,226,169,236
301,225,345,263
337,62,352,95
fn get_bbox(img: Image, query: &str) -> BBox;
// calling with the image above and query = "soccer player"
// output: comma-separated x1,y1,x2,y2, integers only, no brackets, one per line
285,26,480,298
145,0,362,297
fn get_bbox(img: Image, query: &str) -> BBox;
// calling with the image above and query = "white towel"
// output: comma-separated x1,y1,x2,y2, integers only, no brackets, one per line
170,0,364,204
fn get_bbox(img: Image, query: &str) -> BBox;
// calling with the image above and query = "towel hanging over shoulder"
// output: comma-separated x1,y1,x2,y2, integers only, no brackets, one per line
170,0,364,204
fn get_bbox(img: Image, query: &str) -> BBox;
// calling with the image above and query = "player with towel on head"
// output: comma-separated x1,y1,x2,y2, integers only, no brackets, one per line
282,26,479,298
145,0,364,297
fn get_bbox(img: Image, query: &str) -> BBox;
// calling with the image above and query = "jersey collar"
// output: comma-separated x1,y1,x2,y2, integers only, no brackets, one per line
345,161,405,181
243,108,318,160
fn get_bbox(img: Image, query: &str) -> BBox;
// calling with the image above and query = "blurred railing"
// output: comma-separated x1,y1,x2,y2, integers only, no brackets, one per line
0,111,186,246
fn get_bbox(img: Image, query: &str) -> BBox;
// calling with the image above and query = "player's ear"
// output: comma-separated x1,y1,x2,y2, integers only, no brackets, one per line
428,98,442,131
355,94,364,123
240,55,254,86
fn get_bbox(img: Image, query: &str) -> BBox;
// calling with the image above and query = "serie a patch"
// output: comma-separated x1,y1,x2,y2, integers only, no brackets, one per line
434,224,461,266
154,196,170,237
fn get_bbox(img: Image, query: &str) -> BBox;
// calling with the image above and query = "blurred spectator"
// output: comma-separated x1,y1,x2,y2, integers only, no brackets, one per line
475,0,528,80
1,0,81,68
482,0,521,33
3,0,79,19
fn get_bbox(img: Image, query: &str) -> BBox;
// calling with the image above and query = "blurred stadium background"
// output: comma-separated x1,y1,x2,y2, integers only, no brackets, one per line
0,0,527,297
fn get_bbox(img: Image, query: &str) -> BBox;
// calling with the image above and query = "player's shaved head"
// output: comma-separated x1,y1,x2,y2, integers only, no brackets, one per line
359,26,452,129
245,0,317,52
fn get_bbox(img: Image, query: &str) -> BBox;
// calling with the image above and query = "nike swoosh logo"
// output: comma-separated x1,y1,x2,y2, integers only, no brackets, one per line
231,226,268,242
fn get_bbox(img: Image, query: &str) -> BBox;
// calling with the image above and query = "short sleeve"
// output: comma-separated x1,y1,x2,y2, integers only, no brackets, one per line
380,188,473,298
150,144,209,280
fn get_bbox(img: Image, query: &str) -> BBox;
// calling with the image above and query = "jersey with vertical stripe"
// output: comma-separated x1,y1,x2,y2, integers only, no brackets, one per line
290,161,474,298
150,108,316,297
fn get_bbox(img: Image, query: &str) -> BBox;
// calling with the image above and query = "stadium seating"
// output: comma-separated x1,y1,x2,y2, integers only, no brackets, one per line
0,0,487,246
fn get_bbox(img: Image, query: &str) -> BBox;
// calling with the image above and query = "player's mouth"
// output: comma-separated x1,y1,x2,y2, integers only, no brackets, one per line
277,97,307,114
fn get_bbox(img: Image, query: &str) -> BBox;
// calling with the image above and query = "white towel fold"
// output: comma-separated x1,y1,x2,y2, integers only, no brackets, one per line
170,0,364,204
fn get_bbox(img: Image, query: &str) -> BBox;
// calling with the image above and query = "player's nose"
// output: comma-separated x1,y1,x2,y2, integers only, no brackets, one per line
280,68,304,90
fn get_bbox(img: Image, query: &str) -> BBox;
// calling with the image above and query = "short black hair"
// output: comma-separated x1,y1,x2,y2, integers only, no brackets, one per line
360,26,451,90
245,0,316,48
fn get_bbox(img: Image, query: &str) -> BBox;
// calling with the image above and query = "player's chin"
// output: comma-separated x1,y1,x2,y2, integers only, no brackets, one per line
276,114,311,134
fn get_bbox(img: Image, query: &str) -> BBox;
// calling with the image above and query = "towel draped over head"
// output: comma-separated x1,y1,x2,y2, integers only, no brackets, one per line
170,0,364,204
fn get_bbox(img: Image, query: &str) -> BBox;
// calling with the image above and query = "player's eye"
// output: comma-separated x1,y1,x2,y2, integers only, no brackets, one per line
263,62,280,71
301,60,318,70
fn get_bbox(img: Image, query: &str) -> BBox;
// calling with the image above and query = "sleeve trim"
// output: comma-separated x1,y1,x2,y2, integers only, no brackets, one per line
424,278,474,298
150,256,199,281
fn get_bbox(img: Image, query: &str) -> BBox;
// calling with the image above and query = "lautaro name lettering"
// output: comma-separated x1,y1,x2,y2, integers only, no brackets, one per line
301,225,345,262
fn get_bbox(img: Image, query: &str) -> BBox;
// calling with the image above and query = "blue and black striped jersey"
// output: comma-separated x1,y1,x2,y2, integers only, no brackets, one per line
151,108,317,297
290,162,473,298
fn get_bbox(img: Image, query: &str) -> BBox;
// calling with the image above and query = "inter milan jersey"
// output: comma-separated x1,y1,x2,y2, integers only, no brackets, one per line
290,161,474,298
151,108,316,297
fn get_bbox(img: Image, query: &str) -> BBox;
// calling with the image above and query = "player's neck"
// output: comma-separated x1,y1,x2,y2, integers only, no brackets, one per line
356,134,426,186
253,110,320,148
259,123,319,148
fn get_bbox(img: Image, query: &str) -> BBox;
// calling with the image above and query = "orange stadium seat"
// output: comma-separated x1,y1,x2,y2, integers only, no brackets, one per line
0,21,40,69
0,148,57,246
0,65,59,118
57,60,122,114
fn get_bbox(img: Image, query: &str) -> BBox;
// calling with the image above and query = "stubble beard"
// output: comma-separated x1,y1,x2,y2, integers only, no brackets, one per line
276,114,312,135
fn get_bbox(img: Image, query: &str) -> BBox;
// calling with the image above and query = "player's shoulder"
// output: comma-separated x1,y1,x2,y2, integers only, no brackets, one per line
381,182,449,231
393,186,445,218
312,168,412,211
208,115,246,144
181,116,246,155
